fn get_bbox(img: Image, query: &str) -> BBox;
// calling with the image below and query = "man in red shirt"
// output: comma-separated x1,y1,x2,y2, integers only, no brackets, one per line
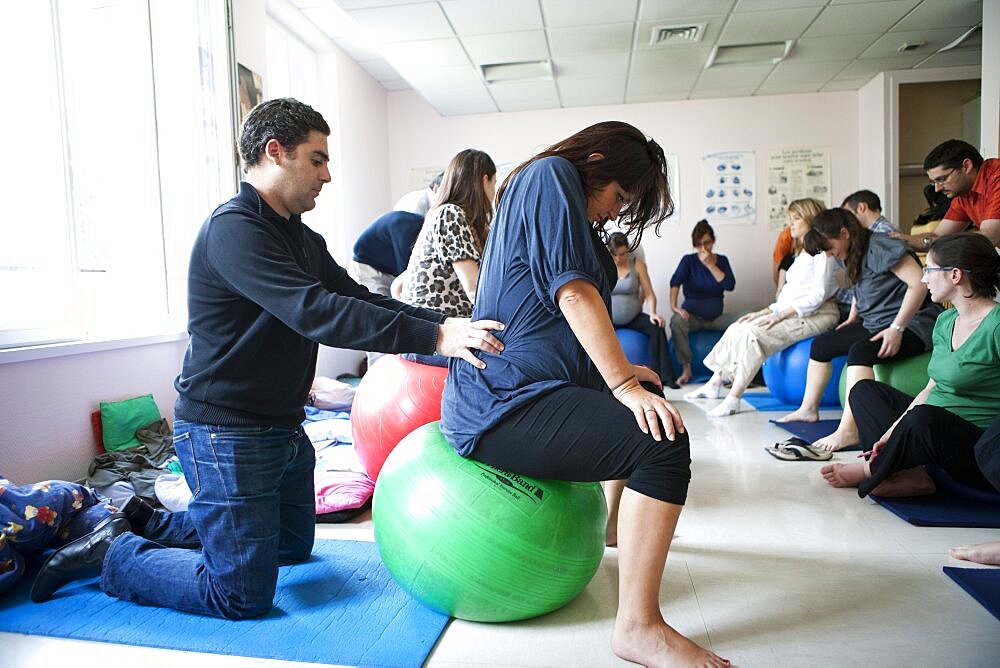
893,139,1000,248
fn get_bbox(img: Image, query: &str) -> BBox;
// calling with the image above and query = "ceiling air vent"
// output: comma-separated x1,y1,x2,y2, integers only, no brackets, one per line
650,23,705,46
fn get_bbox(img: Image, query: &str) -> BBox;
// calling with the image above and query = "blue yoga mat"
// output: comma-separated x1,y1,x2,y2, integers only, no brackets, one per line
872,492,1000,528
743,392,799,412
943,566,1000,622
769,418,862,451
0,539,448,667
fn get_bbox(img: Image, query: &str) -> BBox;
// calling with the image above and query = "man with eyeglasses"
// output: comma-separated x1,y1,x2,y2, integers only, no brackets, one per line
892,139,999,249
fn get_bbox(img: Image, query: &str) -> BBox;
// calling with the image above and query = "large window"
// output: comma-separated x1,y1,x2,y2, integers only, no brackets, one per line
0,0,234,349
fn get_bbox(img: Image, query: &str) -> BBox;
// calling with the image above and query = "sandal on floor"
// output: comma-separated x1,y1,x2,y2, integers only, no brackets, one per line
764,437,833,461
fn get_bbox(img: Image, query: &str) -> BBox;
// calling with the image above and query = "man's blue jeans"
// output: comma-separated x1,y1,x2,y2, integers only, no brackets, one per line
101,420,315,619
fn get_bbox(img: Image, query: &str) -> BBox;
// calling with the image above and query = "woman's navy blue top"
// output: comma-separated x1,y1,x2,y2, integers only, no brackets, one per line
669,253,735,321
441,157,615,456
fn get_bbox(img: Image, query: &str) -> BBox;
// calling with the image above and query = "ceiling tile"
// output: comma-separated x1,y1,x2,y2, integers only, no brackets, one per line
625,90,690,104
804,1,919,38
334,35,383,63
346,3,452,43
548,23,634,57
557,76,627,106
488,80,561,112
861,27,973,59
358,57,401,82
461,31,549,65
441,0,543,36
698,63,774,88
541,0,638,28
832,54,926,80
553,53,629,79
915,48,982,68
401,63,484,89
380,38,471,70
300,5,353,40
789,34,881,61
634,16,725,50
629,47,713,92
336,0,435,9
893,0,982,32
420,85,498,115
721,7,823,43
755,81,823,94
640,0,735,20
765,59,849,84
735,0,825,10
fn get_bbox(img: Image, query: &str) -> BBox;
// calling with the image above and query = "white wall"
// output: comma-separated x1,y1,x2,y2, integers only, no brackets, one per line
387,90,859,315
0,340,187,483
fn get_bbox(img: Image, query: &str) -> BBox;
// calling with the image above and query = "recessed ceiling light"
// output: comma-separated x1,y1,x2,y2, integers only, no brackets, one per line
481,60,552,83
706,41,793,67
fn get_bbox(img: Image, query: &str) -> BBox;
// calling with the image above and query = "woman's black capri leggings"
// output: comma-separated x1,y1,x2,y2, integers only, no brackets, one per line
471,385,690,505
809,321,925,366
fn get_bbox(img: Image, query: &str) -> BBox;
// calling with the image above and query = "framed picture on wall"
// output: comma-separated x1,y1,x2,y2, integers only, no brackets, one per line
237,63,263,126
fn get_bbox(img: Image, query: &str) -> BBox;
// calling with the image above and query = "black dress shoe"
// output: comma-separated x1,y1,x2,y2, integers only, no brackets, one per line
119,495,155,533
665,379,681,390
30,514,132,603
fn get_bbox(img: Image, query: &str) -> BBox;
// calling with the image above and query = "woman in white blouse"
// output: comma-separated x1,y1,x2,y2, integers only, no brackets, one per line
685,198,840,416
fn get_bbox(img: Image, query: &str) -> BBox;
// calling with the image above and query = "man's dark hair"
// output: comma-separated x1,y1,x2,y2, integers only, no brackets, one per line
239,98,330,168
841,189,881,212
923,139,984,171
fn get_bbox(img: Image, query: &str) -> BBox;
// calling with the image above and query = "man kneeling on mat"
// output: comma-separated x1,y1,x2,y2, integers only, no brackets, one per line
30,98,504,619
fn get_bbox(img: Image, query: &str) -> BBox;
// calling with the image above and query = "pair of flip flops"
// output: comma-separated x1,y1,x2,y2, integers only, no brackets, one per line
764,436,832,461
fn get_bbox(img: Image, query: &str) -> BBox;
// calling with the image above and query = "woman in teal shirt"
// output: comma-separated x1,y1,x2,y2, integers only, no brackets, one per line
821,232,1000,497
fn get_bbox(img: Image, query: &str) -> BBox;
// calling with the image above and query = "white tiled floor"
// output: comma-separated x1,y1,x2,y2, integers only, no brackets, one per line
3,390,999,667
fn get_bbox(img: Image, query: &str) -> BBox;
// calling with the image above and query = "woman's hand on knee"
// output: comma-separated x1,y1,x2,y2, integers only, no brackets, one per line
613,380,684,442
869,327,902,358
633,364,662,390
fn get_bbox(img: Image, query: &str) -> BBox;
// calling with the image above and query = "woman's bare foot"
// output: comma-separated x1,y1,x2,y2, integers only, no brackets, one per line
606,522,618,548
950,541,1000,566
870,468,935,497
820,462,868,488
612,618,729,668
677,365,693,385
776,407,819,423
812,428,860,452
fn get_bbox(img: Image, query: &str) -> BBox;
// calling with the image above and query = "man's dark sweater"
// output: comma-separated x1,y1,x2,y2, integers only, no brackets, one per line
175,182,445,427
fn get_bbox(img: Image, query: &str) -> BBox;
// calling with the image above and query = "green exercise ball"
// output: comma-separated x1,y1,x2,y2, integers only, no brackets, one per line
874,351,931,397
373,421,607,622
839,351,932,406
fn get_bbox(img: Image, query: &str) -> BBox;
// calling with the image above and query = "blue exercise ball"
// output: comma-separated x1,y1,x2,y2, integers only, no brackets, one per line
669,329,724,383
615,328,653,367
762,337,845,408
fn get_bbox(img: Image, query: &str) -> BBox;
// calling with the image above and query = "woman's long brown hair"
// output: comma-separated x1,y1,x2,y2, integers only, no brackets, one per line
804,208,871,285
496,121,673,249
434,149,496,252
